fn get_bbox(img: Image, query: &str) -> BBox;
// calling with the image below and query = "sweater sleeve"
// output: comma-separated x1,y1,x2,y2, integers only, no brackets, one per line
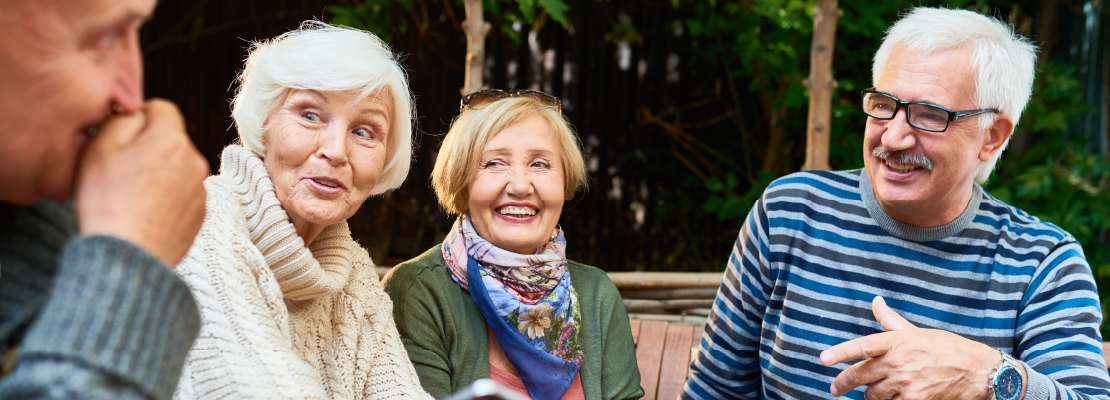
1013,238,1110,400
595,276,644,400
0,235,200,400
681,197,773,400
382,264,456,399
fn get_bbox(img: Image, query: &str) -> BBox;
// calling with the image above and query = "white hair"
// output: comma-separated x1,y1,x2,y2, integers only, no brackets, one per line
872,7,1037,184
232,21,414,195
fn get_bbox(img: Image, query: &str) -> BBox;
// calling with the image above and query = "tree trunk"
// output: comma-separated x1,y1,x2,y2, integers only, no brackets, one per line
803,0,834,170
461,0,489,95
802,0,840,171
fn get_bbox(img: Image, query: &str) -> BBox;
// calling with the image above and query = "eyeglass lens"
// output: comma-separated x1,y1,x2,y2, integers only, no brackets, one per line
464,90,561,111
466,91,510,109
862,92,950,131
515,90,560,108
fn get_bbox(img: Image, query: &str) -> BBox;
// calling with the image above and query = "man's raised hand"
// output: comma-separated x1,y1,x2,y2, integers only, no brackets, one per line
819,296,1006,400
75,99,208,267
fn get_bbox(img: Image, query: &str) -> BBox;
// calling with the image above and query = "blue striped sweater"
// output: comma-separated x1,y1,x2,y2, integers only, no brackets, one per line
681,170,1110,400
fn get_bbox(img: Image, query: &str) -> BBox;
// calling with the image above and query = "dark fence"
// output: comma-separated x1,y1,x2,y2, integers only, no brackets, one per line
141,0,772,271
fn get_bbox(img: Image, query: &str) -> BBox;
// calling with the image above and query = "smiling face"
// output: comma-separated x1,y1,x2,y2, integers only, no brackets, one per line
864,45,1011,227
468,114,565,254
263,89,392,243
0,0,153,204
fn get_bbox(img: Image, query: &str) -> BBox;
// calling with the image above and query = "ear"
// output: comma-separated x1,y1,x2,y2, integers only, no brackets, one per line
979,114,1015,162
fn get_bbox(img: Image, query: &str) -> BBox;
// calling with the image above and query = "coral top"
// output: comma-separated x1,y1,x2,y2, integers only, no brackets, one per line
489,364,585,400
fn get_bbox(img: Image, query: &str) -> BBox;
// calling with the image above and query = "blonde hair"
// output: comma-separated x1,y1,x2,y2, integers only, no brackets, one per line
231,21,414,195
431,97,588,215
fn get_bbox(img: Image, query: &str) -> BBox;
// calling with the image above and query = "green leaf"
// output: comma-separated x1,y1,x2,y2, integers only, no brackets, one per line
519,0,536,24
537,0,570,28
702,196,724,213
704,178,724,193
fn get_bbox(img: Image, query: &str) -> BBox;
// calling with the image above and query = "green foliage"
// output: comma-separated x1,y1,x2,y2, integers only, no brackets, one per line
604,22,643,46
328,0,569,45
984,62,1110,334
702,171,775,225
327,0,411,42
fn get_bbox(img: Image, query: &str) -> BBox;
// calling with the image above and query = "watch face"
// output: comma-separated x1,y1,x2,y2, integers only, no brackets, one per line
994,366,1022,400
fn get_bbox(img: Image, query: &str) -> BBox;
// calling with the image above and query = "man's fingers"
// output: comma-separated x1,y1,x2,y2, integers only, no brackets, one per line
873,296,915,332
829,357,887,397
93,108,147,147
140,99,186,135
821,332,895,366
861,377,899,400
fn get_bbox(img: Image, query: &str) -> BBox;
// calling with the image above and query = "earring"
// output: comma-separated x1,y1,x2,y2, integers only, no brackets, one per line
110,103,124,116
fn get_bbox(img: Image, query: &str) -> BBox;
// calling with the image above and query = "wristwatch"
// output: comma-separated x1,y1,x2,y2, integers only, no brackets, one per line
988,350,1023,400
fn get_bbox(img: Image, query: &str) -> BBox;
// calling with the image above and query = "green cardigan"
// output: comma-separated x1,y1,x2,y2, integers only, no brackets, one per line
382,245,643,400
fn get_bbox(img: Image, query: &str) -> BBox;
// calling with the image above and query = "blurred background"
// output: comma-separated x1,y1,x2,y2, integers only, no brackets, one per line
140,0,1107,284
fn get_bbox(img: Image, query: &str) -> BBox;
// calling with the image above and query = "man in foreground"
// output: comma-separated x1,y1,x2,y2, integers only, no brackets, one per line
0,0,208,398
682,7,1110,400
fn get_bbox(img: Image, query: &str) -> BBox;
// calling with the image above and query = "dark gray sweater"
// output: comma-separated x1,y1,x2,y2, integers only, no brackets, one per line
0,201,200,399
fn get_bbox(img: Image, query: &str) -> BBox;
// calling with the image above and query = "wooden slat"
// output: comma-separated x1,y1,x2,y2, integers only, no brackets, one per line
635,320,669,400
1103,342,1110,368
656,325,694,400
630,319,642,346
691,326,705,350
689,326,705,380
608,272,724,289
619,288,719,299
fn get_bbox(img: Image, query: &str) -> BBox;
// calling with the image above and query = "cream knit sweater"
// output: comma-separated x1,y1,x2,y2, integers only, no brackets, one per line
173,145,431,400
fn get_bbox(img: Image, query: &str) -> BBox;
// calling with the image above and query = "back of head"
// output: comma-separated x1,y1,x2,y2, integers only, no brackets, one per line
431,97,588,215
232,21,414,195
872,7,1037,184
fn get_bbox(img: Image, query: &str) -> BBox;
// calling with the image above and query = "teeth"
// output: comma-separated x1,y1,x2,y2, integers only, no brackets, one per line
497,206,537,217
885,159,920,173
313,179,338,188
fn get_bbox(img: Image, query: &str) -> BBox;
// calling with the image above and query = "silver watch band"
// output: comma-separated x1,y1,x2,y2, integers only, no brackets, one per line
987,350,1021,400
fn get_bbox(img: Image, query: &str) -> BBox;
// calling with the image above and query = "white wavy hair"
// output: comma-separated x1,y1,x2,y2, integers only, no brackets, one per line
232,21,414,195
872,7,1037,184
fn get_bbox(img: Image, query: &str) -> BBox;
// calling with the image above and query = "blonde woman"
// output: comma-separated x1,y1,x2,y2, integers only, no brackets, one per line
383,91,643,400
172,22,430,400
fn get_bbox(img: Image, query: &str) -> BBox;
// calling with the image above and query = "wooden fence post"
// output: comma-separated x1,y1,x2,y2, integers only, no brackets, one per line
461,0,490,96
802,0,841,171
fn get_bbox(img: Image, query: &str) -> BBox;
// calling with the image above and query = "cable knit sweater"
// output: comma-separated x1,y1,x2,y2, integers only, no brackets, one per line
173,145,430,400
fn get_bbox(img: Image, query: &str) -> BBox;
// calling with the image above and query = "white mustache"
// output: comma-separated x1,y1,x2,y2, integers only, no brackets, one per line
872,146,933,171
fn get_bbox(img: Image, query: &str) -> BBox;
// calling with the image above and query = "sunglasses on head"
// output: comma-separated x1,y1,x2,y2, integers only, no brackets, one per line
459,89,562,114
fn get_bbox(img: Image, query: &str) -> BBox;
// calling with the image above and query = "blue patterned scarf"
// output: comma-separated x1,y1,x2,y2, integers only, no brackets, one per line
443,216,583,400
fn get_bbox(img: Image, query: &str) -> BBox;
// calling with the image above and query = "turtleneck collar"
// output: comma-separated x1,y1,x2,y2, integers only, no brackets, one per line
859,170,982,242
218,145,355,301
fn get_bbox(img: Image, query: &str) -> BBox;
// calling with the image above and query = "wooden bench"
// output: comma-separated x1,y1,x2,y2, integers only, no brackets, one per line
631,319,704,400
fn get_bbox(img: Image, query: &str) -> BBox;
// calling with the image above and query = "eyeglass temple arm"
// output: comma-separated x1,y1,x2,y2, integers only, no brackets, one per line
953,109,999,121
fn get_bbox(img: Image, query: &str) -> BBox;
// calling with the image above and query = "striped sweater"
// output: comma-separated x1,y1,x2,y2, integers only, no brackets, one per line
681,169,1110,400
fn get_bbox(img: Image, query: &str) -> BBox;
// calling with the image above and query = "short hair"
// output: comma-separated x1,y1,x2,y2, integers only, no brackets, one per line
231,21,414,195
872,7,1037,184
431,98,588,215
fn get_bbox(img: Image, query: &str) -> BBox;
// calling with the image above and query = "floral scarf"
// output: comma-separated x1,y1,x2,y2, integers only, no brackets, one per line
443,215,583,400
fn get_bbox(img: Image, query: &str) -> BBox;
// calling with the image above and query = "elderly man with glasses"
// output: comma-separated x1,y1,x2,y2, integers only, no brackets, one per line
682,7,1110,400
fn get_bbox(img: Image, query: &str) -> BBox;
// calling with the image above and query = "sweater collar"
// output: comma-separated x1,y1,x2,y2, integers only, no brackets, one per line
218,145,354,300
859,169,982,242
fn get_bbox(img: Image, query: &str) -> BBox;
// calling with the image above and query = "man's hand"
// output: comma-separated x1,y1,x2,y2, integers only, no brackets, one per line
819,296,1002,400
75,99,208,267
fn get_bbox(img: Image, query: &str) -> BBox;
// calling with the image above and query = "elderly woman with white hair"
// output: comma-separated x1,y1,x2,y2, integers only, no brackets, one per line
172,22,431,400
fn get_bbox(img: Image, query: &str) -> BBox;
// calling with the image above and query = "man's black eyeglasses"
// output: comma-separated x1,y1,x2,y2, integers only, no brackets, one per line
861,88,998,133
460,89,562,114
